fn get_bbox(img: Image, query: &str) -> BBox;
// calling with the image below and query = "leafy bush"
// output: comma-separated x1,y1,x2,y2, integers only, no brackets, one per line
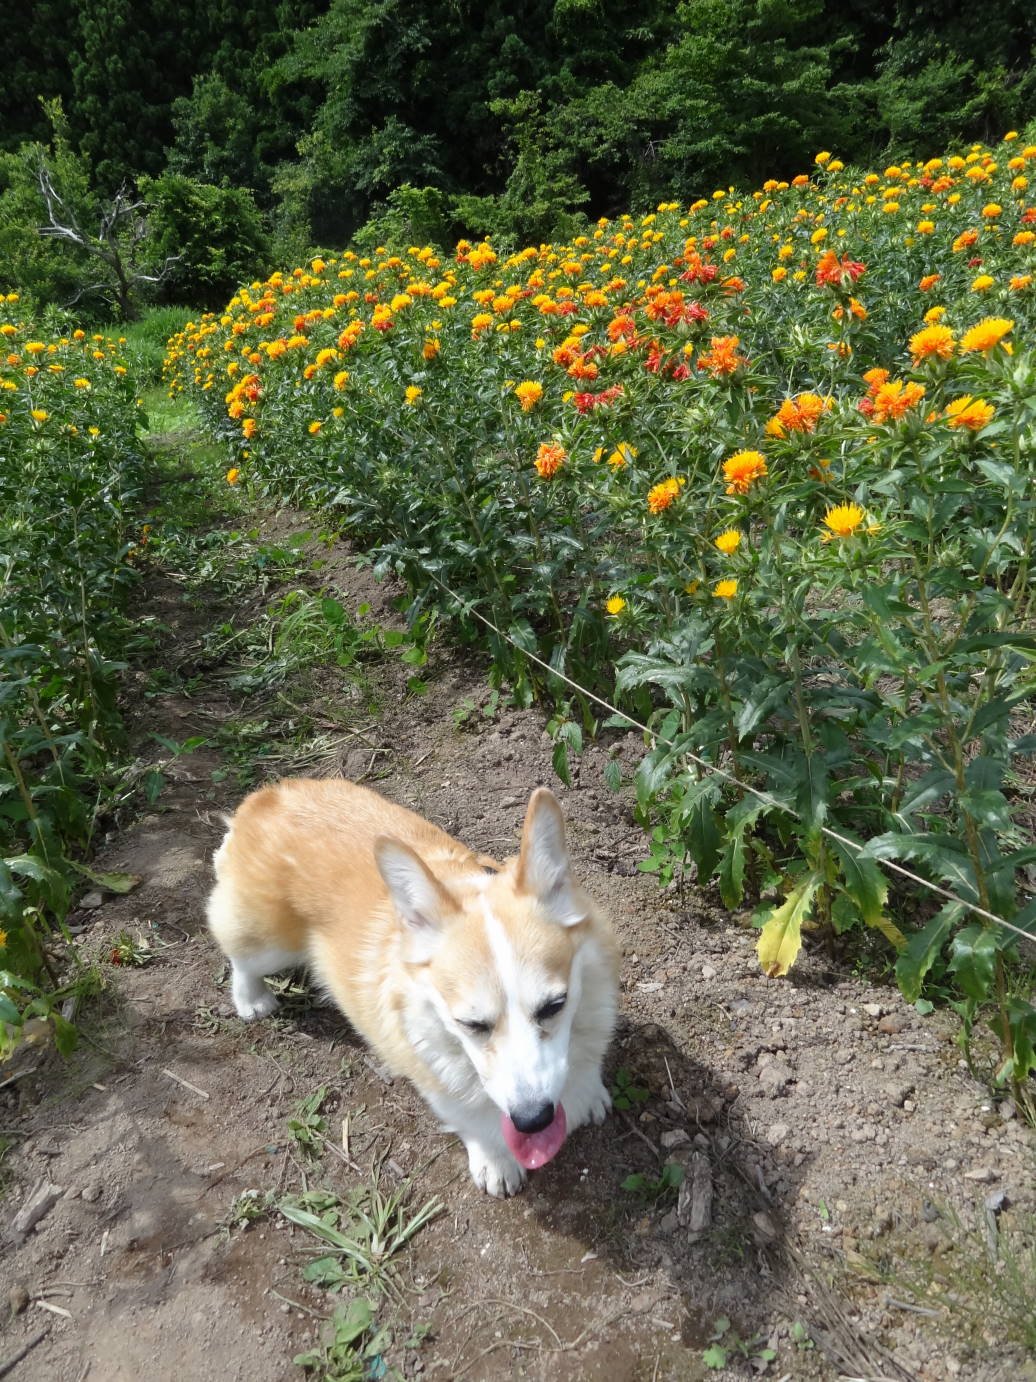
167,136,1036,1098
0,316,145,1055
141,173,270,309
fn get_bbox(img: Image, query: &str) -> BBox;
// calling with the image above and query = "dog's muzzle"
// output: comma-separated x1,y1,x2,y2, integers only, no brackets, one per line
509,1100,556,1134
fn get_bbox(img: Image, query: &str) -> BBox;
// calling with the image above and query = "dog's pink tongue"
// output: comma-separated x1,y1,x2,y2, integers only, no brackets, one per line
500,1104,567,1170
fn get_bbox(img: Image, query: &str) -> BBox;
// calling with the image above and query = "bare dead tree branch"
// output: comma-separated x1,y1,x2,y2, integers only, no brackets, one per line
30,153,181,319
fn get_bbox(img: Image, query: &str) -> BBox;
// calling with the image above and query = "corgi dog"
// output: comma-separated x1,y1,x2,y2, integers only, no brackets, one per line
206,778,619,1196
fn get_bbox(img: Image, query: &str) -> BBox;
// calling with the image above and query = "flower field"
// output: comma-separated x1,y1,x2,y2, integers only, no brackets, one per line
164,134,1031,1088
0,312,145,1051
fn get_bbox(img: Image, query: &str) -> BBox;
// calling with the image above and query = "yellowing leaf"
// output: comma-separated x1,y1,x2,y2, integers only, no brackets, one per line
756,873,821,977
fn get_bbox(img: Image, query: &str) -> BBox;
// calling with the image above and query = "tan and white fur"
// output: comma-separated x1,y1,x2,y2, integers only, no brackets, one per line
206,778,619,1196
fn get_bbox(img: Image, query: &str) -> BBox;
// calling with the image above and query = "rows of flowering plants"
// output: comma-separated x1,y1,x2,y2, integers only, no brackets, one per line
0,308,145,1055
167,135,1036,1100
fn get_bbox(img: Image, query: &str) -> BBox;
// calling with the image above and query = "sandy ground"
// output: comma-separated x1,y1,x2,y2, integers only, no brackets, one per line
2,478,1035,1382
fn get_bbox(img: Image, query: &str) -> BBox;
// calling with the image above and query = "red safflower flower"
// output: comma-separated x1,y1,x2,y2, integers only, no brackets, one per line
815,250,866,288
571,384,624,414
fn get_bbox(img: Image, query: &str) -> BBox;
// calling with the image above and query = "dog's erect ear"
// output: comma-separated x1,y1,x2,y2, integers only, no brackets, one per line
375,837,456,961
516,788,585,926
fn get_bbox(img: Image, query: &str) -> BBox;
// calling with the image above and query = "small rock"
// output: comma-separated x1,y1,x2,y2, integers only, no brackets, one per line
10,1177,63,1241
758,1063,793,1097
863,1003,883,1018
964,1166,998,1183
766,1123,790,1146
985,1189,1009,1215
701,964,717,980
81,1183,102,1203
752,1210,778,1240
658,1209,679,1234
660,1129,690,1150
8,1284,29,1317
998,1099,1017,1121
885,1082,914,1107
80,891,104,910
878,1014,908,1035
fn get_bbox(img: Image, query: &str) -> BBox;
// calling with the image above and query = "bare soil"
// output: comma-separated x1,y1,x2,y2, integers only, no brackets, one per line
2,467,1035,1382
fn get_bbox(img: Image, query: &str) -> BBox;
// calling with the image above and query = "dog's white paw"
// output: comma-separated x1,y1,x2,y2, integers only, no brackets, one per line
467,1144,526,1198
234,988,279,1021
565,1075,612,1131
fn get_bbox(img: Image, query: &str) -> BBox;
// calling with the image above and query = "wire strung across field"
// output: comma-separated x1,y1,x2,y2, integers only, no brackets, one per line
412,561,1035,946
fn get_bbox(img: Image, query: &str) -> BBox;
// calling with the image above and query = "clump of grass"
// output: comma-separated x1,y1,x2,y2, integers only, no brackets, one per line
279,1177,443,1301
120,307,196,387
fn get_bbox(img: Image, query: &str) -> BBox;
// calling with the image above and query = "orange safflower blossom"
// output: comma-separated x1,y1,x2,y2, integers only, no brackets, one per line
722,450,768,495
909,324,955,363
713,579,738,599
870,379,926,423
535,442,566,477
514,380,544,410
958,317,1014,353
765,392,832,437
944,396,995,431
646,476,686,513
696,335,746,377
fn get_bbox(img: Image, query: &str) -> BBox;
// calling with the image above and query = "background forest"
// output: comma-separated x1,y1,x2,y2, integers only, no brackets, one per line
2,0,1036,317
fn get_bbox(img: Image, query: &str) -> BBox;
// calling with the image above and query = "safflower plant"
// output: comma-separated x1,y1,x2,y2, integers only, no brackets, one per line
0,317,145,1057
167,137,1036,1104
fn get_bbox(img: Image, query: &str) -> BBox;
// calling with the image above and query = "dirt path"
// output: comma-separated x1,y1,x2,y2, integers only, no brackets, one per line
2,446,1035,1382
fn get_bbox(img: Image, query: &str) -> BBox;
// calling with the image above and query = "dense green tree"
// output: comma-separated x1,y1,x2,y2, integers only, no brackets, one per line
167,73,262,191
0,101,99,311
0,2,75,154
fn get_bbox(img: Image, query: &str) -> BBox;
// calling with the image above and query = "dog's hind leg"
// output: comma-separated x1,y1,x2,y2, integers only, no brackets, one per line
206,878,302,1020
226,946,303,1020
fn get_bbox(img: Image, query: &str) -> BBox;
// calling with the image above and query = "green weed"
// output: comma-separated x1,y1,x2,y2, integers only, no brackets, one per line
279,1179,443,1301
621,1161,685,1201
701,1316,777,1371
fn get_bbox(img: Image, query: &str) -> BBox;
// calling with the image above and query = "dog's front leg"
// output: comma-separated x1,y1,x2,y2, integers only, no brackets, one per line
424,1090,526,1198
561,1061,612,1132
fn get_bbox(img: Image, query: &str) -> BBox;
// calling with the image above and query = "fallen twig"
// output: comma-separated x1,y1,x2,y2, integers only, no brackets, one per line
161,1068,210,1099
0,1329,50,1380
618,1109,663,1162
35,1299,72,1318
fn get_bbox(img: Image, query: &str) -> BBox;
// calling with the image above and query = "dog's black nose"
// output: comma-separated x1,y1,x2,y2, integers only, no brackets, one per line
510,1101,555,1134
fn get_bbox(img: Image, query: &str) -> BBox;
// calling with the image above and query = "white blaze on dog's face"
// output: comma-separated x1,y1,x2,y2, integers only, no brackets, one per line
376,789,588,1136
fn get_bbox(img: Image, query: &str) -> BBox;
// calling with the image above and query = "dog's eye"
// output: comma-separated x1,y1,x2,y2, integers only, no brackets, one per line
458,1018,492,1036
535,995,567,1022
